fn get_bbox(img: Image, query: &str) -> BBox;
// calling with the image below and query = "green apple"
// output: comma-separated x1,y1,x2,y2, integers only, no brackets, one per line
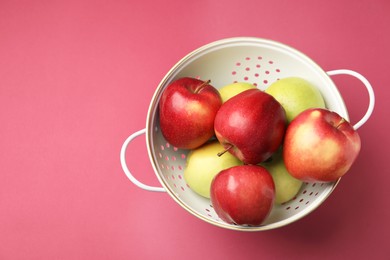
184,141,243,198
218,82,256,103
261,149,303,204
265,77,326,123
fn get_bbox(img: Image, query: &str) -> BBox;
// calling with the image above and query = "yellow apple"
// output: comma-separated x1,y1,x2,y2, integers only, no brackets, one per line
184,141,243,198
265,77,326,123
218,82,256,103
261,149,303,204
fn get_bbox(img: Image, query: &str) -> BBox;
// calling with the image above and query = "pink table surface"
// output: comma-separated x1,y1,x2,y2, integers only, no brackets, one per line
1,0,389,259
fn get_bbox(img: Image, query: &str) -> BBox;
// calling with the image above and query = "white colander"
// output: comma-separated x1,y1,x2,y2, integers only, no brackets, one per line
120,37,375,231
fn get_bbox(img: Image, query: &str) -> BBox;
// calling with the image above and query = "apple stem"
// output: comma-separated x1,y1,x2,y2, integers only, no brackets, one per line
335,118,346,129
194,80,211,94
217,144,233,157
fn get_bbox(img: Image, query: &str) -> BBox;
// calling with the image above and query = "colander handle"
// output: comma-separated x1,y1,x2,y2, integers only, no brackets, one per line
120,128,166,192
327,69,375,130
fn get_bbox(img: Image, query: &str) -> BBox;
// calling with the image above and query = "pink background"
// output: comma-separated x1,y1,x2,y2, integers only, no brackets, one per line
1,0,389,259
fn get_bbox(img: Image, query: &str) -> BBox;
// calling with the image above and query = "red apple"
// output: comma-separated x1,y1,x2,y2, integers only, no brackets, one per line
159,77,222,149
214,89,286,164
210,165,275,226
283,108,361,182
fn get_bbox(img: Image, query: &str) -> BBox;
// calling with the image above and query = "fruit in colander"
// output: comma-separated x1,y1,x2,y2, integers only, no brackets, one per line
265,77,326,123
214,89,286,165
218,82,256,103
210,165,275,226
184,141,242,198
261,148,303,204
283,108,361,182
159,77,222,149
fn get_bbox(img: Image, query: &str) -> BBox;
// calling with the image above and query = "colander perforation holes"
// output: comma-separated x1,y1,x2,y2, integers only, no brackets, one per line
231,55,281,89
156,140,188,194
204,205,222,221
205,208,212,218
280,181,326,212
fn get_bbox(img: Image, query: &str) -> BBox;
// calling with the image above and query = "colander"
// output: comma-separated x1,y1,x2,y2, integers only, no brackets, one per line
120,37,375,231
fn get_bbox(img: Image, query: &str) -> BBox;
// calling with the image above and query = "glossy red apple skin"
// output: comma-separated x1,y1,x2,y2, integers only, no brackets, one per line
283,108,361,182
210,165,275,226
214,89,286,164
159,77,222,149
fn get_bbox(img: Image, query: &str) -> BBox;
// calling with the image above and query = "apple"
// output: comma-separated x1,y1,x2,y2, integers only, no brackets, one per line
184,141,243,198
261,149,303,204
218,82,256,103
159,77,222,149
265,77,326,123
210,165,275,226
283,108,361,182
214,89,286,165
